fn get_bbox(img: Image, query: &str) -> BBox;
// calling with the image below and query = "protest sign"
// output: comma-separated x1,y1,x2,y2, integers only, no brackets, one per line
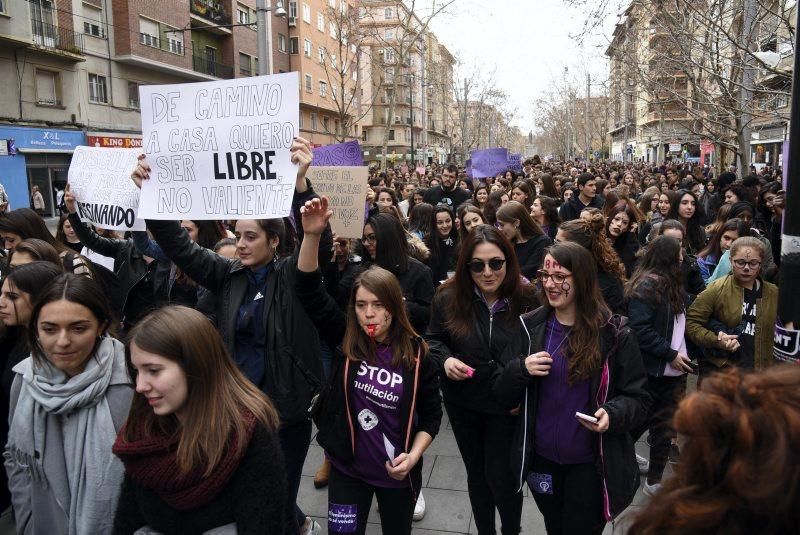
67,146,145,231
138,72,299,220
312,140,363,166
471,148,509,178
508,153,523,173
306,166,368,239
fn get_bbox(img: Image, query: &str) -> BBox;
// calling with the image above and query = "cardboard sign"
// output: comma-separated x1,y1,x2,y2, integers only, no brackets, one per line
138,72,300,220
471,148,509,178
67,146,145,231
312,140,364,166
306,166,369,239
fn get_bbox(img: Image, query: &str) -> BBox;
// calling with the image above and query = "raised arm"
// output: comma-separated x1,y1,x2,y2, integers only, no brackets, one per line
64,185,126,258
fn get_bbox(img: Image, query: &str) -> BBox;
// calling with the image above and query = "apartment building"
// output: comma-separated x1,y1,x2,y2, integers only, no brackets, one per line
0,0,287,214
286,0,359,146
423,32,454,164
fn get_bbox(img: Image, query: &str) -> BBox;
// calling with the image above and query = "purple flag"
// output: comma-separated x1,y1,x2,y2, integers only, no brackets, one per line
471,148,509,178
508,153,523,173
312,140,364,166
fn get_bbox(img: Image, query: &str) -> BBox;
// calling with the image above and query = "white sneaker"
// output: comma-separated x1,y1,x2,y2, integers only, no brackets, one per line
636,453,649,474
642,480,661,497
302,517,321,535
413,492,426,521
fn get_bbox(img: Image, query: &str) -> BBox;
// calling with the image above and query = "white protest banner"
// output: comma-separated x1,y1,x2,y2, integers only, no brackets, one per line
306,166,369,239
138,72,299,220
67,146,145,231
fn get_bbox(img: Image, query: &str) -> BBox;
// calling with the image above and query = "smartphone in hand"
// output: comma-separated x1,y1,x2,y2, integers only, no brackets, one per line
575,411,598,424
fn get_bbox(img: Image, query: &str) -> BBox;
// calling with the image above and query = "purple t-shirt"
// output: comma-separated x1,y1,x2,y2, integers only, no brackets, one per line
534,317,595,465
329,344,408,488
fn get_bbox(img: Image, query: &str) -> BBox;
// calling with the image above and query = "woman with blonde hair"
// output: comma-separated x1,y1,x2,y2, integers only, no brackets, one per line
113,306,286,533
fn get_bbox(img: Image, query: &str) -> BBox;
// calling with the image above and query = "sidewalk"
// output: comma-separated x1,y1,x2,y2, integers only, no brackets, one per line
299,409,654,534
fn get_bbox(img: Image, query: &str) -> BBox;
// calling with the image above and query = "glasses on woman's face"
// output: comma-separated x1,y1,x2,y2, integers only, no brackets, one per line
536,269,572,284
732,259,761,269
361,234,377,244
468,258,506,273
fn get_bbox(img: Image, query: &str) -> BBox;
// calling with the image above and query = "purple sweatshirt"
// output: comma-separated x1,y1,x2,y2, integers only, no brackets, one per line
329,344,408,488
534,317,595,465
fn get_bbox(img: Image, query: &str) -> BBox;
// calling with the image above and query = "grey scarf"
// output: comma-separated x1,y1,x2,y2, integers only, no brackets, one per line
7,337,129,535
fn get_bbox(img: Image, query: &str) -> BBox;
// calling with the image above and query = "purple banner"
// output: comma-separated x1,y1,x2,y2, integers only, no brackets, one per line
508,153,523,173
471,148,509,178
312,140,364,166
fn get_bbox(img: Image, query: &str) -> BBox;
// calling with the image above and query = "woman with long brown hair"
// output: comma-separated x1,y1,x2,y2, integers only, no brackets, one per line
295,197,441,535
494,242,649,534
556,214,627,315
630,365,800,534
427,224,537,535
496,201,551,280
113,306,285,534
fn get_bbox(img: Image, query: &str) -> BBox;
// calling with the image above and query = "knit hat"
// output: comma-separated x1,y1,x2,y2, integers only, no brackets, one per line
728,201,754,219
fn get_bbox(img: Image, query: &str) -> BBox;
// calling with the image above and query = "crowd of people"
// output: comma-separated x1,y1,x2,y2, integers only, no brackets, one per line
0,141,796,535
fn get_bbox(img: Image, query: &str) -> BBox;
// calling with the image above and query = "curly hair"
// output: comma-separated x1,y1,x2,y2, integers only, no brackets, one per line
630,365,800,534
559,214,627,283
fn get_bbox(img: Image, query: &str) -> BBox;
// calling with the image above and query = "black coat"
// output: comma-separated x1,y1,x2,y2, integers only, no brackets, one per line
113,423,287,535
422,185,471,210
295,269,441,496
145,186,329,425
68,213,168,325
598,269,626,316
426,286,537,414
627,281,681,377
558,194,603,222
612,232,639,279
492,307,650,520
515,234,552,280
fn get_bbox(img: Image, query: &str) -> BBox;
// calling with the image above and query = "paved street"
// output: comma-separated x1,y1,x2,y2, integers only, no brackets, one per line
300,410,656,535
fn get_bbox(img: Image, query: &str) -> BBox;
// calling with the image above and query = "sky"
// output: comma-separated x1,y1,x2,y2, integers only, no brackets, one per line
425,0,619,134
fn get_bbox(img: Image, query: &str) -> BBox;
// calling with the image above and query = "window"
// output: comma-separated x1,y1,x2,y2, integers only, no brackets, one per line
319,81,327,97
0,0,6,14
35,69,59,106
279,34,287,52
237,5,250,25
289,0,297,18
305,73,312,92
128,81,140,108
311,113,317,130
84,21,104,37
332,86,337,100
239,52,252,76
318,46,325,64
166,28,183,54
83,5,105,38
139,17,160,48
302,3,310,23
384,48,395,63
362,130,367,142
388,129,395,141
317,13,324,31
328,0,336,7
299,112,304,128
385,29,394,40
254,57,259,73
289,37,299,54
385,7,395,19
322,116,329,131
304,39,312,57
88,73,108,104
351,69,357,81
329,21,336,39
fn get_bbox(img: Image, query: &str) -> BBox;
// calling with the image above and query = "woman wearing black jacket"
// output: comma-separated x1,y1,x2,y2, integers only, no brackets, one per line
426,225,537,535
606,204,640,278
493,242,649,534
295,197,441,535
64,186,168,331
496,201,552,280
425,204,459,286
626,236,692,496
130,139,330,535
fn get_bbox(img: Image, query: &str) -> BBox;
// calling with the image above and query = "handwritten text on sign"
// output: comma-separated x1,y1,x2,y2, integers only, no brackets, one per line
306,166,369,239
138,72,300,220
68,147,145,231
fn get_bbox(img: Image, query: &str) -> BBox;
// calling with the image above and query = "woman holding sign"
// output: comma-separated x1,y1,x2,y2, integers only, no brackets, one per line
295,196,441,535
131,137,331,535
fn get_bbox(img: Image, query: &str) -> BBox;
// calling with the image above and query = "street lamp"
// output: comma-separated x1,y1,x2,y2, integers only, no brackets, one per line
256,1,287,76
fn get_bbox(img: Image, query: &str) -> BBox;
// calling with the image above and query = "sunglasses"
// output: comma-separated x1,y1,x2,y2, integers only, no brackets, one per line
468,258,506,273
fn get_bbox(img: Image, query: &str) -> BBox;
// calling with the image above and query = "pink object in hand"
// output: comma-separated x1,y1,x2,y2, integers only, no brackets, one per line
464,366,475,378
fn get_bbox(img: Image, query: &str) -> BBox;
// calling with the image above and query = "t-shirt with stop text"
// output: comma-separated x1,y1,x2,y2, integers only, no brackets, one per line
329,344,407,488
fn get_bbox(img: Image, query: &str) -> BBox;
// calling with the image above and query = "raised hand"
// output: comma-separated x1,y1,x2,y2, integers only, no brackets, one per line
131,154,150,189
64,184,78,214
300,196,332,237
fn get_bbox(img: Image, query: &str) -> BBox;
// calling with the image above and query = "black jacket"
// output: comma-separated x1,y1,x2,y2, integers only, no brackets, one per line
422,185,471,210
68,213,168,325
515,234,552,281
598,269,626,316
145,186,328,425
558,194,603,222
627,281,681,377
338,258,434,335
426,286,537,414
612,232,639,279
493,307,649,520
295,269,441,496
113,423,287,535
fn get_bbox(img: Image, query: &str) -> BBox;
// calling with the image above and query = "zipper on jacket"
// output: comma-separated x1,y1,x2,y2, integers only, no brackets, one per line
517,315,532,492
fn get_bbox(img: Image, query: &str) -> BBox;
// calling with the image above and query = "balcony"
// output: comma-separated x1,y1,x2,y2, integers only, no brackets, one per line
30,20,85,60
192,53,234,79
190,0,233,34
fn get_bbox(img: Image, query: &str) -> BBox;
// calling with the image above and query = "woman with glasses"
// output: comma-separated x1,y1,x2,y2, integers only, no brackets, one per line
686,237,778,378
493,242,648,534
426,225,537,535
